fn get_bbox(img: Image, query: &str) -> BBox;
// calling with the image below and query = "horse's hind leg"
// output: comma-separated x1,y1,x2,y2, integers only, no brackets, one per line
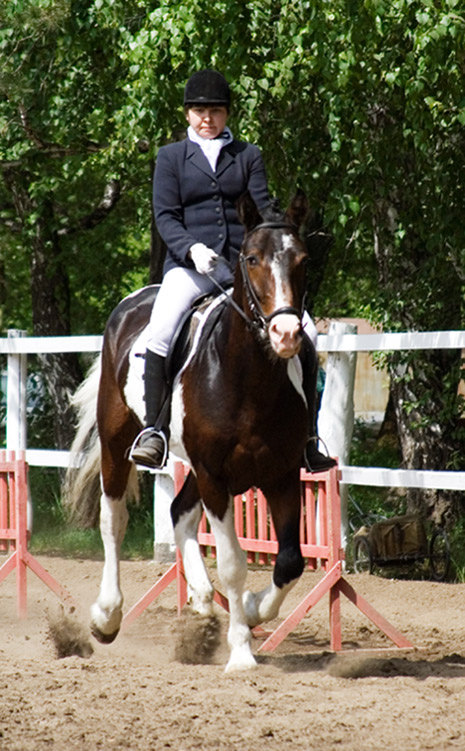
91,412,137,643
243,474,304,627
90,487,130,642
171,471,214,616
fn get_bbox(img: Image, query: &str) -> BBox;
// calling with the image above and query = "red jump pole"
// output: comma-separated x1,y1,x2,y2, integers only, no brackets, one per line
259,465,414,653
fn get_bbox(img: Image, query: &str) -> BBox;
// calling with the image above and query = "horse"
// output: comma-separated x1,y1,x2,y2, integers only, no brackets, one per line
66,191,317,672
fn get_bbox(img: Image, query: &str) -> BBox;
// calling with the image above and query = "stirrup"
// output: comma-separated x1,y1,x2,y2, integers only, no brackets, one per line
304,436,337,473
129,427,169,469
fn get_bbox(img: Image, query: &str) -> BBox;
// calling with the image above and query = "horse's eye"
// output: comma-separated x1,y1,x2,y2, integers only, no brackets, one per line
246,255,259,268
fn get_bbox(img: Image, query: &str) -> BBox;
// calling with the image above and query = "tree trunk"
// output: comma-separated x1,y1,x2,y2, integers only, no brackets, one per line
388,351,463,526
6,170,83,449
30,207,82,448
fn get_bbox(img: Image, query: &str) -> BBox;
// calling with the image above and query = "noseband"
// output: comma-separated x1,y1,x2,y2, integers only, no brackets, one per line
238,221,306,332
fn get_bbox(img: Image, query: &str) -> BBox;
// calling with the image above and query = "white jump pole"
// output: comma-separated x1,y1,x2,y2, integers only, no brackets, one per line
6,329,32,531
317,321,358,550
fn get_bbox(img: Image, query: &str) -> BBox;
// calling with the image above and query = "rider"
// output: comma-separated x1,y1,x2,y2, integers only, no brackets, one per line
129,69,335,473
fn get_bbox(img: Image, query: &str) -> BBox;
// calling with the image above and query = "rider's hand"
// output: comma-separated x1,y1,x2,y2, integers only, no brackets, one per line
189,243,219,275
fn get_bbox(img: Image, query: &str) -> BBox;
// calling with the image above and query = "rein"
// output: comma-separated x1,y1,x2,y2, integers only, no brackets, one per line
207,221,305,334
205,262,252,328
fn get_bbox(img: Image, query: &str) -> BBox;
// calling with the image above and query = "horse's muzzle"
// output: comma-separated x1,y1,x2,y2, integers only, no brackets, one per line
268,313,303,358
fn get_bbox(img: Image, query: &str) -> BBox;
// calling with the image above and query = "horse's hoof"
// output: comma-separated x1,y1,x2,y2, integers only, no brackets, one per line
225,648,258,673
91,625,119,644
90,602,122,643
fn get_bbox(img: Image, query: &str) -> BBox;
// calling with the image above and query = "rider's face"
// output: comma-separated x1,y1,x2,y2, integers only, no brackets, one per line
186,105,229,139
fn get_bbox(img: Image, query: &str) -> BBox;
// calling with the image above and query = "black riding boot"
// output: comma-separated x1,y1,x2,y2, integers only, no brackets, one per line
129,350,171,469
300,336,337,473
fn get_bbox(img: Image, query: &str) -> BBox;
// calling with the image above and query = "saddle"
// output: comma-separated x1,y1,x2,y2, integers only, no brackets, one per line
165,289,230,385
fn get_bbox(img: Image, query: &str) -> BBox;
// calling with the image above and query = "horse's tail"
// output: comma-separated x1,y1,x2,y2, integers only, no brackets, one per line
63,357,103,528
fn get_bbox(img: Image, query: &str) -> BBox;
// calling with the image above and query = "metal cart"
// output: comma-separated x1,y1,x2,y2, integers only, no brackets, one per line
353,513,450,581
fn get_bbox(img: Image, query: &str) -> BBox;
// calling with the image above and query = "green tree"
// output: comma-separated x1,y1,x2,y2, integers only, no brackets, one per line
0,0,151,445
103,0,465,520
309,1,465,520
1,0,463,524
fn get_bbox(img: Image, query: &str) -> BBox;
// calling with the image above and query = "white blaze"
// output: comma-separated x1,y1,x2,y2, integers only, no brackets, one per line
268,234,301,358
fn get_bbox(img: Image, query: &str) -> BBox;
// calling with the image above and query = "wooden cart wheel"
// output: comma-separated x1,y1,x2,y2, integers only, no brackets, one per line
429,527,450,582
353,537,373,574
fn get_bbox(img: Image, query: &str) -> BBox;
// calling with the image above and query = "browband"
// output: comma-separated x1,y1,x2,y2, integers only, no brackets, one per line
250,221,296,233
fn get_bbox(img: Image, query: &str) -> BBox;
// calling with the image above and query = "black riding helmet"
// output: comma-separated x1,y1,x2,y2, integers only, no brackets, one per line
184,69,231,110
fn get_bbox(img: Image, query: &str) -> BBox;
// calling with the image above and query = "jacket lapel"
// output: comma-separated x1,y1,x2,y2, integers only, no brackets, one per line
215,144,236,177
186,139,214,177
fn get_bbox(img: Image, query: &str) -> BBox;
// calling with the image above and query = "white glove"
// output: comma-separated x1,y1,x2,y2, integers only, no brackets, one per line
189,243,219,275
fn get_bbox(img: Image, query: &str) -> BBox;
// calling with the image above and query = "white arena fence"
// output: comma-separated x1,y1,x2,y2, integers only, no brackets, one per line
2,328,465,493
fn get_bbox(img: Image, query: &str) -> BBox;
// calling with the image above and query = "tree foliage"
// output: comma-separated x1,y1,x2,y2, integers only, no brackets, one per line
0,0,464,497
0,0,151,334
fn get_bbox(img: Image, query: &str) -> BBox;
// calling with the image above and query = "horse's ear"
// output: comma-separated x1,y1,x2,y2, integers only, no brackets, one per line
285,188,309,229
236,192,263,232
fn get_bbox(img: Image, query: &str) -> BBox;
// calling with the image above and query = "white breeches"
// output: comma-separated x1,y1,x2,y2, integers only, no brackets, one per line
147,265,233,357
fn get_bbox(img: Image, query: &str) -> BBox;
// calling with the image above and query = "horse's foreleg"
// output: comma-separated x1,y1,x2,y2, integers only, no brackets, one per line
90,491,129,642
243,477,304,628
172,472,214,616
205,502,256,672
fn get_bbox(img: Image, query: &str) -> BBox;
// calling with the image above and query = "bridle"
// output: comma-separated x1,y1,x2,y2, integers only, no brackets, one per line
207,221,306,334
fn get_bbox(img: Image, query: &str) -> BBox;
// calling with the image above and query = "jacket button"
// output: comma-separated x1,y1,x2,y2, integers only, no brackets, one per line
215,207,221,214
218,233,224,239
210,181,217,188
217,219,224,226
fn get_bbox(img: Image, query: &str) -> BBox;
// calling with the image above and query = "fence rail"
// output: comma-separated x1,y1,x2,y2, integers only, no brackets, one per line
2,329,465,354
320,329,465,352
2,329,465,491
0,335,102,354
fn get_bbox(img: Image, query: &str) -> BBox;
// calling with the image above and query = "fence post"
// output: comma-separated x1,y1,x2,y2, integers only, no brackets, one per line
6,330,32,532
318,321,357,550
153,460,176,563
6,330,27,453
